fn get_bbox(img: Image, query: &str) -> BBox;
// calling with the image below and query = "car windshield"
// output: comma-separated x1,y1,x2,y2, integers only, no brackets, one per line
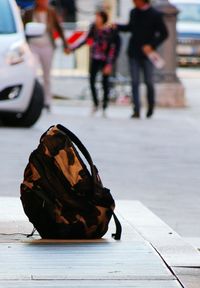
0,0,16,34
176,3,200,23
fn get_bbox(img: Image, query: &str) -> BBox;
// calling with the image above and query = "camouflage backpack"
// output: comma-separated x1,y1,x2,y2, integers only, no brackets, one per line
21,124,122,240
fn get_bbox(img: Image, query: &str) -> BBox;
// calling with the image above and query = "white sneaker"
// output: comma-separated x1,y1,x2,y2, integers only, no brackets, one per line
102,110,107,118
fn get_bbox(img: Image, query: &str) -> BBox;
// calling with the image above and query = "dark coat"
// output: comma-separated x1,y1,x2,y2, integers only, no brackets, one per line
118,7,168,59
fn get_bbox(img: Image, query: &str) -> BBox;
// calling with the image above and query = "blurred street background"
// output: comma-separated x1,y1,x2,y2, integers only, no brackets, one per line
1,0,200,248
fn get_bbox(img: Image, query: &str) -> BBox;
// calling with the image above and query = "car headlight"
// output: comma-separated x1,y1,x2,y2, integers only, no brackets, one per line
6,41,26,65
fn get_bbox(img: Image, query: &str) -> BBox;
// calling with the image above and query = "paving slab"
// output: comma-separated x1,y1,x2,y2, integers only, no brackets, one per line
0,280,182,288
117,200,200,268
0,242,174,281
173,268,200,288
184,238,200,251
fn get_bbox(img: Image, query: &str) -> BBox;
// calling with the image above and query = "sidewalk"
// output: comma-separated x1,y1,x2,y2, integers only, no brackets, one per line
1,101,200,238
1,68,200,287
0,198,200,287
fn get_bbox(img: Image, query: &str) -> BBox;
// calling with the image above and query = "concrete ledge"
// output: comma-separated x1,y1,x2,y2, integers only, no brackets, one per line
140,82,186,108
155,82,186,108
0,197,32,239
0,197,199,287
117,200,200,288
0,280,181,288
116,200,200,268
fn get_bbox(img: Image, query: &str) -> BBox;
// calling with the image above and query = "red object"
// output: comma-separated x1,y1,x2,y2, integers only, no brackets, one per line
53,31,93,46
68,31,84,44
86,38,94,46
53,31,59,40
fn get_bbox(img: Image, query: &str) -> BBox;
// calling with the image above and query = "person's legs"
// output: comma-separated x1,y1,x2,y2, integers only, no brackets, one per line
38,45,54,108
142,59,155,117
102,73,109,110
129,58,141,117
89,59,100,108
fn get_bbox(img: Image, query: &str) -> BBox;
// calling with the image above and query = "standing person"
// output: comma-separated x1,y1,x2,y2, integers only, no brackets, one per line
60,0,77,22
117,0,168,118
23,0,68,110
69,10,119,116
49,0,77,22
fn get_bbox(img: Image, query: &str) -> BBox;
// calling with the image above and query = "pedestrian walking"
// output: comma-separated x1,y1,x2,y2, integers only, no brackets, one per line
69,10,119,116
23,0,68,111
117,0,168,118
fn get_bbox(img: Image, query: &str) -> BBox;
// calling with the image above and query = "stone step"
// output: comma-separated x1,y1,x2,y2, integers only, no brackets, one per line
0,198,199,287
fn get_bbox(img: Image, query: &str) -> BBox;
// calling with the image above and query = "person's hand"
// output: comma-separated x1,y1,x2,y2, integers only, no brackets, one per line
142,45,154,56
103,64,112,76
64,47,72,55
111,23,117,29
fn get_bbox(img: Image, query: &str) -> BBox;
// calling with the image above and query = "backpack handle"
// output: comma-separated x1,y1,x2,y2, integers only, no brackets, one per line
57,124,99,185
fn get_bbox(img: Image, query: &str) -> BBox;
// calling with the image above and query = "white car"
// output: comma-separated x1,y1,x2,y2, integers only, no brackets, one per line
170,0,200,65
0,0,44,127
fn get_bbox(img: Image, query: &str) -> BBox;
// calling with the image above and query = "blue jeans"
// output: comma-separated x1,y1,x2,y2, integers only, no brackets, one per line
129,58,155,114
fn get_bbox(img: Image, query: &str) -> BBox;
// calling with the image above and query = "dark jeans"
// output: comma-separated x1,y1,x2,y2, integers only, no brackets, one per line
89,59,110,110
129,58,155,114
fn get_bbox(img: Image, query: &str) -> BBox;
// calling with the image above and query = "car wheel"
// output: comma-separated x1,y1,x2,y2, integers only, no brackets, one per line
1,80,44,128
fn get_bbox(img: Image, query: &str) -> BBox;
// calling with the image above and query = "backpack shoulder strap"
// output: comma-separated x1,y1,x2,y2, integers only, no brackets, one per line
112,212,122,240
57,124,99,185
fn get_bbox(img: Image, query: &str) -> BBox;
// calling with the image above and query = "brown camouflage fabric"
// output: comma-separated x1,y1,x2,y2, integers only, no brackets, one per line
21,125,115,239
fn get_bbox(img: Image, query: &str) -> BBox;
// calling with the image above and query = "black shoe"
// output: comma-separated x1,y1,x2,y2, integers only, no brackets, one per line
131,112,140,119
146,108,154,118
44,104,51,113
